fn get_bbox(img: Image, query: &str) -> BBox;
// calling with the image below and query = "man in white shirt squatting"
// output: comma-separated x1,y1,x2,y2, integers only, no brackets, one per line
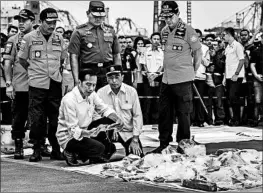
56,68,124,166
97,65,144,157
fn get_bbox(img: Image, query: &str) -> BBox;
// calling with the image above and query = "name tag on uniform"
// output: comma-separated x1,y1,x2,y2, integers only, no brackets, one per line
52,39,61,46
98,63,103,67
85,30,93,36
32,41,43,45
172,44,183,51
35,50,41,58
104,32,112,37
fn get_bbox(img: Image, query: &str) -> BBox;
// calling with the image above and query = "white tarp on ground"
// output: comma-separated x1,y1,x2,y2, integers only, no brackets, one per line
1,124,262,157
62,125,262,191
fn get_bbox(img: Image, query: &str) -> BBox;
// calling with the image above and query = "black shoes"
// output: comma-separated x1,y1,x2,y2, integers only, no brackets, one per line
50,150,65,160
192,122,205,127
63,150,79,166
104,143,116,160
14,139,24,159
41,144,51,157
214,120,224,126
29,149,42,162
89,156,109,164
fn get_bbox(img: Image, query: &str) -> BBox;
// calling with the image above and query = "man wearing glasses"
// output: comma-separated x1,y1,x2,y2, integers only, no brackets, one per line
18,8,68,162
69,1,121,91
148,1,202,154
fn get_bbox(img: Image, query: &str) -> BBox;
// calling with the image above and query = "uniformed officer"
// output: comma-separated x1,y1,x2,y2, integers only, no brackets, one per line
18,8,68,162
148,1,202,154
68,1,121,91
3,9,34,159
3,9,51,159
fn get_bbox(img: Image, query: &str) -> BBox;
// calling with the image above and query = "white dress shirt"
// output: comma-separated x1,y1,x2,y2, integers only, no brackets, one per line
140,47,164,73
97,83,143,142
225,40,245,79
56,86,115,150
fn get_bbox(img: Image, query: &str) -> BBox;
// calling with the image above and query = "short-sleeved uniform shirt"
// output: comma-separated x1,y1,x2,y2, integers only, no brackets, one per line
140,47,164,73
225,40,245,79
68,22,120,68
3,32,29,92
250,43,263,76
161,19,201,84
18,28,68,89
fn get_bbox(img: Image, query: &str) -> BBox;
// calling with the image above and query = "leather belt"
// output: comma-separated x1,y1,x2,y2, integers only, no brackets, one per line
82,62,113,69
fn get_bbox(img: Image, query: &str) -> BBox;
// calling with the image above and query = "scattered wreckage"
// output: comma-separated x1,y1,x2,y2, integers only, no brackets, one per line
100,139,263,191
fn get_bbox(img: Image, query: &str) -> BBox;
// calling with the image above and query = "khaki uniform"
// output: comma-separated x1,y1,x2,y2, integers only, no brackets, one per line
17,28,67,149
3,31,30,139
18,28,68,89
158,19,202,144
3,32,28,91
161,19,201,84
68,22,120,67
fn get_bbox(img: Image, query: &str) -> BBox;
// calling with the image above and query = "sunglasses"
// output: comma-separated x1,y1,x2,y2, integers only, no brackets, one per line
206,38,213,41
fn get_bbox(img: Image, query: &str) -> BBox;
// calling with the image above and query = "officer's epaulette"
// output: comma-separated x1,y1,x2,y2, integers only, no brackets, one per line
161,26,169,34
103,23,114,29
76,23,88,29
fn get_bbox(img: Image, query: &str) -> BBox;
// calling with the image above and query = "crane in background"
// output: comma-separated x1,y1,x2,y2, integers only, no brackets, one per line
205,1,263,34
115,17,148,37
25,1,79,30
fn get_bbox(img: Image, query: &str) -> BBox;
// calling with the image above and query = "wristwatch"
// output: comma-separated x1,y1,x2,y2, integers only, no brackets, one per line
6,81,11,88
132,137,139,143
235,72,239,75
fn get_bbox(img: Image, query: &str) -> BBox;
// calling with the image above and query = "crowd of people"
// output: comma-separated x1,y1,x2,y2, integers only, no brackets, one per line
0,1,262,166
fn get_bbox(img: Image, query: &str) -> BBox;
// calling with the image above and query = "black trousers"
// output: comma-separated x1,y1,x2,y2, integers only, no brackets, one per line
226,78,245,106
11,92,28,139
89,117,144,157
0,87,12,125
207,85,225,123
192,79,206,124
158,81,193,144
143,80,160,125
28,80,62,151
65,117,115,160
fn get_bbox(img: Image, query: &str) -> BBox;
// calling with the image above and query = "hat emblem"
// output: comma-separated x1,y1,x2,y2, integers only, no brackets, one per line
47,13,57,18
110,67,115,72
163,5,169,9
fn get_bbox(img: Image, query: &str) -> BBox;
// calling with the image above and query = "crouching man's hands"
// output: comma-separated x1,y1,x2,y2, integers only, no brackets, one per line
107,113,124,132
129,136,142,156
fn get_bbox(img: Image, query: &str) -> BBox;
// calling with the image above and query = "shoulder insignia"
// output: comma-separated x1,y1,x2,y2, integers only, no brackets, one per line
4,42,13,54
76,23,88,29
103,23,113,29
190,35,198,42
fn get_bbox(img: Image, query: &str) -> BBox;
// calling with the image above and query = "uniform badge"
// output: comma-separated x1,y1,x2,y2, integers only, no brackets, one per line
98,63,103,67
172,44,183,51
104,32,112,37
35,51,41,58
4,42,13,54
86,30,92,35
191,35,198,42
19,40,26,51
87,43,92,48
